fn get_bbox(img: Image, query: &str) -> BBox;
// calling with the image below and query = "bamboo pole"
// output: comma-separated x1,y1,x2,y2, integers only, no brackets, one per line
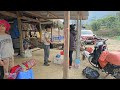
16,11,24,55
63,11,70,79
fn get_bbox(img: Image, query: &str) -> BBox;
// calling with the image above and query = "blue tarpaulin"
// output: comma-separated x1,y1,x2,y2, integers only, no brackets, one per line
52,36,64,41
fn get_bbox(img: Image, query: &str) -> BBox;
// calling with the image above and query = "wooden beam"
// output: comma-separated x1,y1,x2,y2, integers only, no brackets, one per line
9,21,52,24
16,11,24,55
0,11,41,23
40,22,53,24
47,11,59,18
46,18,63,19
0,11,89,20
21,16,39,23
23,11,48,19
0,11,17,18
63,11,70,79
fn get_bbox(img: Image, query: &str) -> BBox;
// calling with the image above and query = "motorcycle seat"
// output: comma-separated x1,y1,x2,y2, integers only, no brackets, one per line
106,51,120,66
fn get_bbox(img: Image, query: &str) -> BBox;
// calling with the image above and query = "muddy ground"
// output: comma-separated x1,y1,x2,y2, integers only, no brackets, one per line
14,38,120,79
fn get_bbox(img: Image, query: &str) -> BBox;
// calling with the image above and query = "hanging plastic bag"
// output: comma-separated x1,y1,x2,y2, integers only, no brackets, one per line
74,58,80,69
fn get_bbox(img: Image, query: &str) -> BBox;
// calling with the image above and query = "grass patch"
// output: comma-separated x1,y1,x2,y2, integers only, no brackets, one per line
113,36,120,40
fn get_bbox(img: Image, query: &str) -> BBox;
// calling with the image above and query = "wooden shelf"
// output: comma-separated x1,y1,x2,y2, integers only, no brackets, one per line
22,30,37,31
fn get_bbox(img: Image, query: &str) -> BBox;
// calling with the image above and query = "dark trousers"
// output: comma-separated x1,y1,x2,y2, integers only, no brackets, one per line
0,66,4,79
69,50,73,66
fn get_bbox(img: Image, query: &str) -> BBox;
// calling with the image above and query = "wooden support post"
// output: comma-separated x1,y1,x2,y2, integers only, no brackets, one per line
63,11,70,79
51,27,53,41
38,21,42,42
16,11,24,55
58,27,60,43
57,21,59,42
79,15,82,54
76,11,80,59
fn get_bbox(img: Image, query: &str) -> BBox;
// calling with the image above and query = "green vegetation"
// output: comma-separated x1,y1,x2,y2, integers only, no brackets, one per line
85,12,120,39
91,21,101,31
114,36,120,40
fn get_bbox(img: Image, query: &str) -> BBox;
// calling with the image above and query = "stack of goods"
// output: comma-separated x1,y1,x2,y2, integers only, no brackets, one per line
28,24,37,31
22,23,37,37
21,59,36,71
22,23,29,30
60,51,64,60
8,59,36,79
22,49,32,58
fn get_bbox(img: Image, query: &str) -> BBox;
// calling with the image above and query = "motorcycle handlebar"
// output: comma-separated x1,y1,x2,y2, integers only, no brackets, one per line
104,39,108,42
96,38,108,41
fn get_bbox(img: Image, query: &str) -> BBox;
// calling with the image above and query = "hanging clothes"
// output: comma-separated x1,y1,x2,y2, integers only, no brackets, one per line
10,19,20,39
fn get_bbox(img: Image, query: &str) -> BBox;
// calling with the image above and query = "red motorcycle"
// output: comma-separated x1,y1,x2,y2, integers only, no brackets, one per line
86,38,120,79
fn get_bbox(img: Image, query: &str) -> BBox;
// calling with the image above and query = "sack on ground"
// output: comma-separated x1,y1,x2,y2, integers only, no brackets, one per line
82,67,100,79
8,73,17,79
54,54,63,64
22,49,32,58
9,59,36,79
21,59,36,70
8,65,22,79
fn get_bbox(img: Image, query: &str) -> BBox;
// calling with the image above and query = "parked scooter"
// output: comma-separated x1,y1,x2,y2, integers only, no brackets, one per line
83,38,120,79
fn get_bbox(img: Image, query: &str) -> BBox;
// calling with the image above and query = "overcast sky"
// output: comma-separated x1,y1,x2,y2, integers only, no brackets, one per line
88,11,116,20
60,11,118,24
70,11,117,24
82,11,117,24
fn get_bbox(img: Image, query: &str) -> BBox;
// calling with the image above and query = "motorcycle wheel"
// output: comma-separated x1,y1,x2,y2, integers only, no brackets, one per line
88,56,99,68
84,41,87,45
0,66,4,79
113,69,120,79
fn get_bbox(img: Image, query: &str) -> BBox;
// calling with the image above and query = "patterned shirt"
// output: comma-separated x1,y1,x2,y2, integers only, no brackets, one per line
0,34,14,60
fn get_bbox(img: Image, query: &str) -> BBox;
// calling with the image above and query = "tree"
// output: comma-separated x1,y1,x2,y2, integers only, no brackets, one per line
84,24,91,29
91,21,101,31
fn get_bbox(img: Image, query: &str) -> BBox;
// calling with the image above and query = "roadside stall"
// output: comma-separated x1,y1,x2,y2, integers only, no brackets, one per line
0,11,89,79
